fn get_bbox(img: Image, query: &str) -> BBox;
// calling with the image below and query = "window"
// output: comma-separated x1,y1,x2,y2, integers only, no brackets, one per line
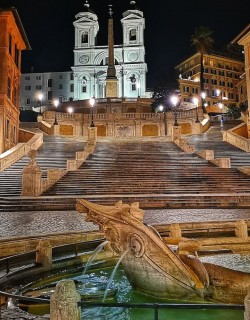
219,81,225,86
204,78,209,84
13,87,17,105
25,76,30,80
13,126,16,144
81,32,88,44
211,69,217,75
218,70,224,76
82,86,87,93
59,74,62,79
48,79,52,87
212,90,217,97
129,29,137,41
192,88,198,94
25,86,31,90
36,85,42,90
6,119,10,139
48,91,52,100
59,84,63,89
26,98,31,105
204,68,209,73
228,92,234,99
132,84,136,91
70,73,74,80
8,34,12,55
70,84,74,92
211,79,217,85
36,76,41,80
14,44,19,67
183,86,190,93
7,78,11,98
227,82,233,88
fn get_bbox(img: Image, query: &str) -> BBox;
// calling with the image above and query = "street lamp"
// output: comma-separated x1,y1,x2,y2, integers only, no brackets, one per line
53,99,59,125
89,97,95,127
37,93,43,115
193,97,200,123
171,95,180,126
68,107,74,114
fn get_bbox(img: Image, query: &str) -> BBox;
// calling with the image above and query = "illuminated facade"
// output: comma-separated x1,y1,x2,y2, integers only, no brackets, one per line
0,8,30,153
72,1,147,100
175,50,245,113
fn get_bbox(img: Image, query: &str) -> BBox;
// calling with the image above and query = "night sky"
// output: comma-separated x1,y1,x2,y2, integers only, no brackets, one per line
1,0,250,88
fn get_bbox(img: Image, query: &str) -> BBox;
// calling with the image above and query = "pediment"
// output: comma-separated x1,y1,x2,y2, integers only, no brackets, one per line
74,15,98,25
121,11,143,21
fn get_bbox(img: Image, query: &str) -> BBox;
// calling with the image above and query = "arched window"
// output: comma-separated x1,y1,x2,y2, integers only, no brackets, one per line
82,32,88,44
129,29,137,41
26,98,30,105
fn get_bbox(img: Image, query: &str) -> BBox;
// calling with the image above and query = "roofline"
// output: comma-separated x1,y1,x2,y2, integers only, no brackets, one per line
0,7,31,50
231,23,250,44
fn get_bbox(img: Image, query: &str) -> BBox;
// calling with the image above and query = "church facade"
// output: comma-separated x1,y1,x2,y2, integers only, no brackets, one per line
20,1,149,110
72,1,147,100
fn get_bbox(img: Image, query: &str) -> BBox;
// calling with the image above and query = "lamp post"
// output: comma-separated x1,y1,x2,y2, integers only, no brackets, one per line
171,95,180,126
37,93,43,115
193,97,200,123
53,99,59,125
89,97,95,127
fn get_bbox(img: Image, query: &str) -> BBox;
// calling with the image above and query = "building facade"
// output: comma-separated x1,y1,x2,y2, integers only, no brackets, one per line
175,50,245,114
0,8,30,153
20,1,148,111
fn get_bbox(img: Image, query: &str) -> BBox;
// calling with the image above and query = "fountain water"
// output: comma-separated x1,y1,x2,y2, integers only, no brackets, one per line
83,240,110,275
102,248,130,303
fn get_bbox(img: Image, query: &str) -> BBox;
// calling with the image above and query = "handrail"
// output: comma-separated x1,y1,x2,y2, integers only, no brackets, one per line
0,290,49,304
0,239,105,275
78,301,244,320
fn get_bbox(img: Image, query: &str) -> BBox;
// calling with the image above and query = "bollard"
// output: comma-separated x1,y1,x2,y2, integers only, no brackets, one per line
245,285,250,320
235,220,248,241
169,223,182,238
36,240,52,267
50,279,81,320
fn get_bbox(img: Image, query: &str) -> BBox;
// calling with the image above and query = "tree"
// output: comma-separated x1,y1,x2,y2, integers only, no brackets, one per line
226,103,241,119
191,26,214,113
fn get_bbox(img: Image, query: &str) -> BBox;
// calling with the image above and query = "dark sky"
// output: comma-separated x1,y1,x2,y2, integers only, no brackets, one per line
1,0,250,88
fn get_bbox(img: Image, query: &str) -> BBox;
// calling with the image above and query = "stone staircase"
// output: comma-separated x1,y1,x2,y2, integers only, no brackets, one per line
187,123,250,169
2,123,250,211
0,134,86,210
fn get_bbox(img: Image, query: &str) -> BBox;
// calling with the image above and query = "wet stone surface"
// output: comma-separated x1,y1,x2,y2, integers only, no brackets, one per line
0,208,250,238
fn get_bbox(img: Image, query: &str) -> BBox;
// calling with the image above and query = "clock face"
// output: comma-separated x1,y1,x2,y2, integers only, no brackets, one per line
79,55,89,64
128,51,139,62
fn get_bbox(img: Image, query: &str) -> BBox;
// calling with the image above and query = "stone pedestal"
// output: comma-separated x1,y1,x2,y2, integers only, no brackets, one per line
36,240,52,267
21,150,42,196
88,126,97,141
235,220,248,241
171,125,181,141
53,124,60,135
50,280,81,320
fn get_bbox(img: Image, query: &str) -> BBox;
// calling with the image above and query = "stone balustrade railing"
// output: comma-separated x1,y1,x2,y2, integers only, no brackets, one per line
0,131,43,172
196,149,231,168
223,123,250,152
38,120,53,135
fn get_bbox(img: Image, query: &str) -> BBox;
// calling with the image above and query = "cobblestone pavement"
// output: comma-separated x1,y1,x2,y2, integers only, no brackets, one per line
1,208,250,238
0,306,49,319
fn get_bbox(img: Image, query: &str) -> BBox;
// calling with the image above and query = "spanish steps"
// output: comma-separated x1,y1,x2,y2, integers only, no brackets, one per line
1,121,250,211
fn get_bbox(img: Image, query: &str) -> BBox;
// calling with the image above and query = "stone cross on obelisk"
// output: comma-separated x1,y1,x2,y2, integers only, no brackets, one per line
105,4,118,98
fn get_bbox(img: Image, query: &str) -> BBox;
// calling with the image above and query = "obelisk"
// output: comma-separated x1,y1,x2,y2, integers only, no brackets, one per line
105,4,118,98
